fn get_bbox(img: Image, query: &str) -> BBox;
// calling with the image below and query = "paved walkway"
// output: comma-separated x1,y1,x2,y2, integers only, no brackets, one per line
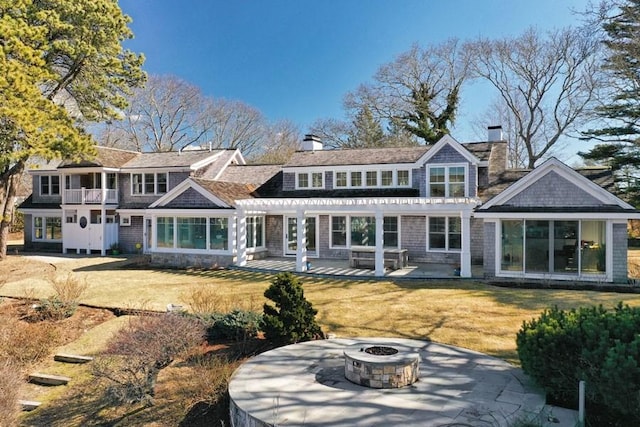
229,338,578,427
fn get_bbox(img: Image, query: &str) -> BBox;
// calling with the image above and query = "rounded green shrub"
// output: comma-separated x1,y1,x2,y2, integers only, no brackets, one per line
516,302,640,421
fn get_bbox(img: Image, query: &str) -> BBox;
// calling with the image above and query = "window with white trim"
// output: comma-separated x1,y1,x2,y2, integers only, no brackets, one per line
155,215,231,251
381,170,393,186
332,169,411,189
40,175,60,196
351,171,362,187
33,216,62,240
366,171,377,187
296,172,323,189
246,216,264,249
330,215,399,248
397,170,410,186
335,171,347,188
428,217,461,251
131,173,168,195
428,165,466,197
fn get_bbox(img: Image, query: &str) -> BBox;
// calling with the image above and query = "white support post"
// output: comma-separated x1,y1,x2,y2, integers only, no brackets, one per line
101,171,107,203
296,210,307,272
375,210,384,277
236,210,247,266
460,211,472,278
100,207,107,256
578,380,585,426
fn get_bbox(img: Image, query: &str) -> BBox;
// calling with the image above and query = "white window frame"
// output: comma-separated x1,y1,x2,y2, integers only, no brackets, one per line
153,214,233,253
39,175,60,196
246,216,265,250
295,172,324,190
427,164,468,197
33,215,62,241
329,215,401,249
427,216,462,252
131,172,168,196
331,168,412,189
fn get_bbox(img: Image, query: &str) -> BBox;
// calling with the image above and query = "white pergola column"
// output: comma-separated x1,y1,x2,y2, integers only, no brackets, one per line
375,210,384,277
236,209,247,266
460,210,472,278
100,206,107,256
296,209,307,272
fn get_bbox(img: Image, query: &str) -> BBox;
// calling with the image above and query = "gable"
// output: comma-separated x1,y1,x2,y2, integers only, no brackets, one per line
503,171,602,208
425,143,471,165
163,187,226,209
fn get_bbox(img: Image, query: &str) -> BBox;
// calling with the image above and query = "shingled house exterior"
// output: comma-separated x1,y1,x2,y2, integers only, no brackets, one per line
19,130,640,283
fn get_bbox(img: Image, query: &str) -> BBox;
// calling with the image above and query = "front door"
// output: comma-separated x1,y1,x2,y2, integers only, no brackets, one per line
285,216,317,256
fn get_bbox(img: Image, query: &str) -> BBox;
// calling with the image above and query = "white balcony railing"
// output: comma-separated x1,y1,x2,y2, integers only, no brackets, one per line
64,188,118,204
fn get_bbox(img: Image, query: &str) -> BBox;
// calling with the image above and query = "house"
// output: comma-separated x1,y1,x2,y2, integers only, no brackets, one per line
18,128,640,283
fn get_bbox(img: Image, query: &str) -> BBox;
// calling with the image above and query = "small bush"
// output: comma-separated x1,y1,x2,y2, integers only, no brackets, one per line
517,303,640,422
263,272,323,345
35,296,78,320
93,313,206,406
0,316,59,366
51,273,88,304
202,310,263,342
182,286,229,314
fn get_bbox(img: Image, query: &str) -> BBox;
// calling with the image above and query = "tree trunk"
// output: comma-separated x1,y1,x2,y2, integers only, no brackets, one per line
0,161,25,260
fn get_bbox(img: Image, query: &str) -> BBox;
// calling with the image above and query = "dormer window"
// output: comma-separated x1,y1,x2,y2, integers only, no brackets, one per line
428,165,466,197
351,171,362,187
335,171,347,187
366,171,377,187
381,171,393,186
296,172,323,189
398,170,409,186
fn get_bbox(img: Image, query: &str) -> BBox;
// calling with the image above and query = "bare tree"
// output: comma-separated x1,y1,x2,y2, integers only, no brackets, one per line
469,27,601,168
208,98,266,157
471,98,531,168
250,120,301,164
97,75,216,152
345,39,473,144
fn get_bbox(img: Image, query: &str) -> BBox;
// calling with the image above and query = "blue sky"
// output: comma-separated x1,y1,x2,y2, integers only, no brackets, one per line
119,0,589,157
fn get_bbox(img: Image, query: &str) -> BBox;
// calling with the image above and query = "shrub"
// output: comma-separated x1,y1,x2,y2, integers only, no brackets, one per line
517,303,640,421
203,309,263,342
0,316,59,366
0,360,21,427
93,313,206,406
262,272,323,345
181,285,230,314
35,274,88,320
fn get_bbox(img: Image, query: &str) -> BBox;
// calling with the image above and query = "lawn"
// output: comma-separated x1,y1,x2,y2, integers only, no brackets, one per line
3,253,640,364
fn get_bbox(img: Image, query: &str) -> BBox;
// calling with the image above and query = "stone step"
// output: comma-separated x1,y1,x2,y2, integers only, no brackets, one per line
54,353,93,364
28,373,71,386
19,400,41,411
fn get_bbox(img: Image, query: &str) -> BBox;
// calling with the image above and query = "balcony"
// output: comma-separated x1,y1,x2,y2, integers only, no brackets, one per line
64,188,118,205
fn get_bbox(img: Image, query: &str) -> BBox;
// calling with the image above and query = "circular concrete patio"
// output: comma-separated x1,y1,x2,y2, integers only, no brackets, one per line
229,338,577,427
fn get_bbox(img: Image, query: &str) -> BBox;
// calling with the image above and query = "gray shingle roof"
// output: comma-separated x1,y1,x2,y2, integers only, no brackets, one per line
58,146,139,168
285,146,430,167
217,164,282,185
191,179,257,207
121,149,232,169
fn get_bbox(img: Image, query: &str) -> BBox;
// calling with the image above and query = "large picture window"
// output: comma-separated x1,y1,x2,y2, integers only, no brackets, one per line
156,215,231,251
500,219,606,276
33,216,62,240
351,216,375,246
428,217,461,251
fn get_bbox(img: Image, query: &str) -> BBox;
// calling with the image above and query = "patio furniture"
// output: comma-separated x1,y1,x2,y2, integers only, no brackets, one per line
349,248,408,270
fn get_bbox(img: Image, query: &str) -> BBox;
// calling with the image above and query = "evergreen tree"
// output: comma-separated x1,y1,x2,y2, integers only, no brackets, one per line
263,272,323,345
0,0,145,259
580,0,640,205
345,106,385,148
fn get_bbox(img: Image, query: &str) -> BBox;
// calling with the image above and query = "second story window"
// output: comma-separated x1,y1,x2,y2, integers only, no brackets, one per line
351,171,362,187
381,171,393,186
366,171,377,187
398,170,410,186
132,172,168,195
40,175,60,196
297,172,323,189
335,171,347,187
428,165,466,197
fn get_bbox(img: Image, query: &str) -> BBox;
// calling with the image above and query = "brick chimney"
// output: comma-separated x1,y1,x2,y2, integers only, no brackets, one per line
301,134,323,151
487,126,507,183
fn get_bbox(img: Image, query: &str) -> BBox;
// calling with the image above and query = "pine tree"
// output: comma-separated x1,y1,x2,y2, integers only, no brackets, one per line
345,106,385,148
580,0,640,205
263,272,323,345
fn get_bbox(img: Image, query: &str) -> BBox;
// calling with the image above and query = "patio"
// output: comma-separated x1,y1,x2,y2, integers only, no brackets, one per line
234,257,484,280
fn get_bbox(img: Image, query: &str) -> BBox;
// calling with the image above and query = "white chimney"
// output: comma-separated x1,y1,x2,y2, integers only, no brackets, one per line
488,125,503,142
301,134,323,151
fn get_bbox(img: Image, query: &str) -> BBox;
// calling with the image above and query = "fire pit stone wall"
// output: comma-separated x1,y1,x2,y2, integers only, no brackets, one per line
344,343,420,388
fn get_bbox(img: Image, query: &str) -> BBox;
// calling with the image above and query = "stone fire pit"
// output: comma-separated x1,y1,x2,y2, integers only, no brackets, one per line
344,342,420,388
